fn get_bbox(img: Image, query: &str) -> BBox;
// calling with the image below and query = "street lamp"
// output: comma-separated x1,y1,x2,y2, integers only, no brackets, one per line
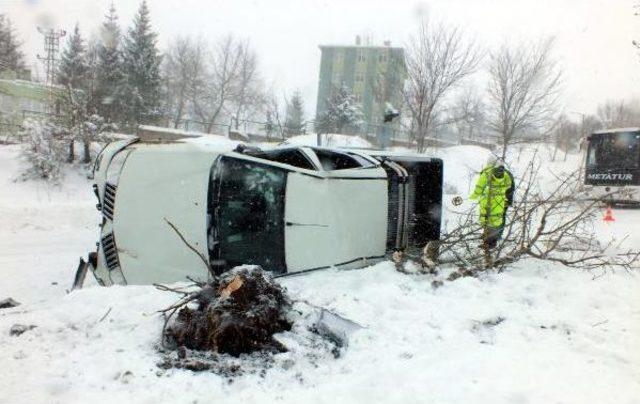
380,103,400,150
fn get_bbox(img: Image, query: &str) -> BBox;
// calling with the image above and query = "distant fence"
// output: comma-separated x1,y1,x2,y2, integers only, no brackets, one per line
459,138,498,151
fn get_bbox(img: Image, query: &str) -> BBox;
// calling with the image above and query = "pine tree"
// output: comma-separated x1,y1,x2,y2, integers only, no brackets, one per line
0,14,25,73
316,84,364,134
285,89,305,136
96,3,124,124
57,24,89,90
56,24,91,163
121,0,162,128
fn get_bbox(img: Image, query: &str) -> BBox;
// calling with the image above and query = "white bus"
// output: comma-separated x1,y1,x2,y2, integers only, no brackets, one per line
582,128,640,206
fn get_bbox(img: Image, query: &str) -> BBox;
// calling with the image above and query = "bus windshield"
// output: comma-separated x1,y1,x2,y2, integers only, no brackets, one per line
587,132,640,169
209,157,286,273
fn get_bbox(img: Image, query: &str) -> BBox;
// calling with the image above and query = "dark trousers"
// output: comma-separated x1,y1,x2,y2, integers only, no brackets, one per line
483,226,504,249
483,207,508,249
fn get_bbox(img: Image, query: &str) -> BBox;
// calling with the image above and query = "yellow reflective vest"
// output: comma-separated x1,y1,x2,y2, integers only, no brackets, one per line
469,165,514,228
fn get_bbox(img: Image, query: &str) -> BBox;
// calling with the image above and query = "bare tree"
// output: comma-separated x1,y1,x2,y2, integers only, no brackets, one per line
596,99,640,128
633,1,640,56
185,35,263,135
421,155,639,276
452,87,487,141
404,20,481,152
578,114,602,135
191,35,242,134
264,91,286,140
229,41,264,131
486,38,562,158
551,114,580,161
164,36,206,128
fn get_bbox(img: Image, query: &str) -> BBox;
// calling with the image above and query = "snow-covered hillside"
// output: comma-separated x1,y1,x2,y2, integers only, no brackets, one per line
1,143,639,403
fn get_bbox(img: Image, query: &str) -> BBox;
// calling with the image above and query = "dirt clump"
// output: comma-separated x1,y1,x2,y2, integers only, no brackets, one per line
162,266,292,358
9,324,37,336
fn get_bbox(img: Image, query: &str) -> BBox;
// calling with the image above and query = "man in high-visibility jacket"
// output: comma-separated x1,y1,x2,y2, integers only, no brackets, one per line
470,158,515,249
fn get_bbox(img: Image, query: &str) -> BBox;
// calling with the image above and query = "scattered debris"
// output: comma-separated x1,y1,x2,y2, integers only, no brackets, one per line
399,352,414,359
472,316,506,330
0,298,20,309
471,317,506,345
157,348,256,375
9,324,37,336
13,350,27,360
421,241,440,273
447,267,475,281
114,370,134,384
311,308,362,349
539,323,573,336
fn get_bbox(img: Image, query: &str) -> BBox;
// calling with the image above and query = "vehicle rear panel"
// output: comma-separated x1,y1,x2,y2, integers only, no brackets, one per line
369,153,443,252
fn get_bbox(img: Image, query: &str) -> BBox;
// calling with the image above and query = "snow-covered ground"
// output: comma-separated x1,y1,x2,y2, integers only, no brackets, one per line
1,143,639,403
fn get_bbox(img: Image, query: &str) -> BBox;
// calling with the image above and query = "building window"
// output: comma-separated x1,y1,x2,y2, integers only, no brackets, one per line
378,53,387,63
355,73,364,83
358,50,365,63
354,93,362,103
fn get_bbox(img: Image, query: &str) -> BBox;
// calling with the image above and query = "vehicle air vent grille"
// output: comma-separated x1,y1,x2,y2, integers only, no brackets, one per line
101,233,120,270
103,183,117,220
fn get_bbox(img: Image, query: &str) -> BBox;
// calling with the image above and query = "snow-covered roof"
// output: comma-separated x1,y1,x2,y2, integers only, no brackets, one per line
0,79,59,100
282,133,372,148
319,44,404,51
136,125,233,143
138,125,204,138
593,127,640,134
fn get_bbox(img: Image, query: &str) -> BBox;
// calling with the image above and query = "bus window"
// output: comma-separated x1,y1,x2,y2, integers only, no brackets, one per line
588,132,640,169
587,146,597,167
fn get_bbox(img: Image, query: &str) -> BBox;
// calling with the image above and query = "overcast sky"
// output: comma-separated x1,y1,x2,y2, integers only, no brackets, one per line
3,0,639,118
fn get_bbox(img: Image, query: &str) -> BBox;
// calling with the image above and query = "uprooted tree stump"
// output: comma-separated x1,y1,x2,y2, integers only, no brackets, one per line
161,266,292,358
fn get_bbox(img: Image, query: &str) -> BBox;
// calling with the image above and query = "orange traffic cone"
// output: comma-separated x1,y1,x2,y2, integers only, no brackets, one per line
603,205,615,223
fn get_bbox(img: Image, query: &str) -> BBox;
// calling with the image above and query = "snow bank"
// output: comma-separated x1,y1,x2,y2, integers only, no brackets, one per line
283,133,372,148
0,145,98,303
1,261,639,403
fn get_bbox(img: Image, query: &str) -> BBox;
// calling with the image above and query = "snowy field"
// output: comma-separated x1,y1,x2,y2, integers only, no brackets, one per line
1,143,639,404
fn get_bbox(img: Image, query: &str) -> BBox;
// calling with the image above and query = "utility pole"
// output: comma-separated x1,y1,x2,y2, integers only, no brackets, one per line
37,27,66,113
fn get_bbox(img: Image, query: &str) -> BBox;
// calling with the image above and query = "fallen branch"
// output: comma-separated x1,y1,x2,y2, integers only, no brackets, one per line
430,156,640,275
164,217,214,278
98,307,113,323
